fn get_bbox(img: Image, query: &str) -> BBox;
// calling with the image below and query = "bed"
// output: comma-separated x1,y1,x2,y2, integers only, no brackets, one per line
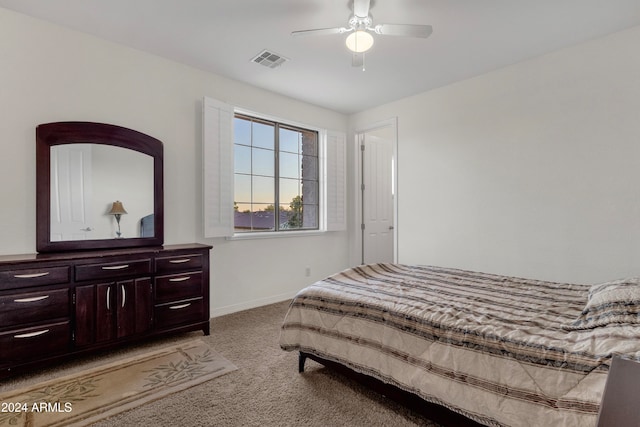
279,263,640,426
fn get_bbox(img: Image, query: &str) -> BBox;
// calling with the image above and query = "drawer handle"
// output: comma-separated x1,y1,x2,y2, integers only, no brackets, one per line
14,272,50,279
14,329,50,339
169,276,191,282
101,264,129,270
169,258,191,264
14,295,50,303
169,303,191,310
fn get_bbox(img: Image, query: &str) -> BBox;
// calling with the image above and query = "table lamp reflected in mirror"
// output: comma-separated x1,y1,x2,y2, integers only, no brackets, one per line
108,200,127,238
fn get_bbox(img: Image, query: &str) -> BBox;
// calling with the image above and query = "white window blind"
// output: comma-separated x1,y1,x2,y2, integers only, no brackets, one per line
325,130,347,231
203,96,234,238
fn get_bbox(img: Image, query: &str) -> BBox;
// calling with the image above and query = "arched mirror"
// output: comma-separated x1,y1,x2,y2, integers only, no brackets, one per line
36,122,164,252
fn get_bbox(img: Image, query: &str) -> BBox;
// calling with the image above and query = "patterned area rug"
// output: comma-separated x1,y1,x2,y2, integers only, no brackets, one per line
0,340,237,427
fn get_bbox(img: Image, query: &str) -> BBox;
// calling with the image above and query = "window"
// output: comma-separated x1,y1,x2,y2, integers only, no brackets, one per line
233,114,319,232
202,96,346,239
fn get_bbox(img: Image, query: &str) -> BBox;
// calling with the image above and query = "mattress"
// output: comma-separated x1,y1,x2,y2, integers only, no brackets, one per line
279,263,640,426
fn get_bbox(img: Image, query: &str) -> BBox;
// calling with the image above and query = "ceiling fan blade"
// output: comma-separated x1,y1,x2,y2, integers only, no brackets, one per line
373,24,433,38
352,53,364,68
291,27,350,37
353,0,371,18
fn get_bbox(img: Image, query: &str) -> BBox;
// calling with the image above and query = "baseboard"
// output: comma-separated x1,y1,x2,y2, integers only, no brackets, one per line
211,291,297,317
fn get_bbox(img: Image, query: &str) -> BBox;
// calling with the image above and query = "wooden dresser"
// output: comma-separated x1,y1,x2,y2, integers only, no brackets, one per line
0,243,211,378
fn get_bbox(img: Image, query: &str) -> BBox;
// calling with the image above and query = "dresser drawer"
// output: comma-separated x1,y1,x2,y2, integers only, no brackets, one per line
155,298,204,329
156,254,203,274
0,288,69,326
0,266,70,290
155,272,203,303
75,259,152,282
0,321,71,363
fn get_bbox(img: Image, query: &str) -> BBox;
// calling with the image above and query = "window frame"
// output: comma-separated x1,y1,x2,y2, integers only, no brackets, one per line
232,109,323,236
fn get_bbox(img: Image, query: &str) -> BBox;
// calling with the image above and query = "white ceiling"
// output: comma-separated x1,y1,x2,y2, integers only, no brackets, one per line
2,0,640,114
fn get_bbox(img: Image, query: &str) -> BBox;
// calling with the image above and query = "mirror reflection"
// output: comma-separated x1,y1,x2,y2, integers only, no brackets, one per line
50,144,154,241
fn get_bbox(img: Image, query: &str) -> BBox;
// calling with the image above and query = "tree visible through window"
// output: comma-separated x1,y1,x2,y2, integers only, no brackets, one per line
233,114,319,232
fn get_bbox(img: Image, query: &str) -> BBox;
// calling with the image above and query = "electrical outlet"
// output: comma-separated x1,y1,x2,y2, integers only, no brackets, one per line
305,267,311,277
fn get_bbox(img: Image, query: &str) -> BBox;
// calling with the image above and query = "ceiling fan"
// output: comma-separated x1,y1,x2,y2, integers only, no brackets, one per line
291,0,433,68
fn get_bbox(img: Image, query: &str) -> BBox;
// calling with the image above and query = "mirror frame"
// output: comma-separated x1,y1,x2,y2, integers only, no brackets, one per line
36,121,164,252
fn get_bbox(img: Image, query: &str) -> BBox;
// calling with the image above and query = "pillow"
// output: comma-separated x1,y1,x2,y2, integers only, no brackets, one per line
566,277,640,330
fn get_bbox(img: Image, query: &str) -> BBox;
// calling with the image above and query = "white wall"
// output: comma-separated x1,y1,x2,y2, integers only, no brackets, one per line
0,8,350,315
350,25,640,284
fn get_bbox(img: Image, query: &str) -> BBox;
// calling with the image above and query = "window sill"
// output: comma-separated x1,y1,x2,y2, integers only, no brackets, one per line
226,230,326,241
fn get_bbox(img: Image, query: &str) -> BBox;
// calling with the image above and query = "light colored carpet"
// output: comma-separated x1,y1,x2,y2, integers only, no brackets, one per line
0,340,236,427
0,300,441,426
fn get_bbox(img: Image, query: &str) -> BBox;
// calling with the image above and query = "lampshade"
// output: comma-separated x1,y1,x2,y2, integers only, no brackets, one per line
345,30,374,53
108,201,127,215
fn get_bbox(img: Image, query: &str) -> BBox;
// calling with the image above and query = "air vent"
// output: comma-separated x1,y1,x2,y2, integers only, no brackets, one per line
251,50,289,69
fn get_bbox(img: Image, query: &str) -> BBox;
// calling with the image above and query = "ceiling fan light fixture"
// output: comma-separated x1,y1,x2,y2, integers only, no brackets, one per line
345,30,374,53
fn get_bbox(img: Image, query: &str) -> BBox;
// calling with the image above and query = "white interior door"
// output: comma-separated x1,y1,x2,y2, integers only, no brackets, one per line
50,144,93,241
361,130,395,264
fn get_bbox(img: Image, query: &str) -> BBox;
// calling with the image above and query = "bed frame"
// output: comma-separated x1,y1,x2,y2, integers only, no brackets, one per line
299,351,484,427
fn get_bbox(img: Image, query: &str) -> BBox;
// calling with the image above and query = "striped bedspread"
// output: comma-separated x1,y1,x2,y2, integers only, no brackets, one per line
279,264,640,427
